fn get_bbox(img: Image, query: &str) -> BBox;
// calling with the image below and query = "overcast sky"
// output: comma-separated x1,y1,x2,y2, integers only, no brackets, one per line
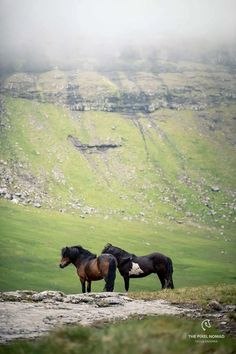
0,0,236,67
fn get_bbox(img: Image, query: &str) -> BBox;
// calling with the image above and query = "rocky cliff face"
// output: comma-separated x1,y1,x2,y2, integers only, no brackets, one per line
1,60,236,112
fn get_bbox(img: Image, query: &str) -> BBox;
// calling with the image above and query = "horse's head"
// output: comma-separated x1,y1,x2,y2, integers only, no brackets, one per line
59,247,72,268
101,244,132,264
101,243,113,254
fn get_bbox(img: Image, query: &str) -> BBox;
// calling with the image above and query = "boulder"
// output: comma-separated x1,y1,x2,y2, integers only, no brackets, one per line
208,300,223,311
32,291,65,302
211,186,220,192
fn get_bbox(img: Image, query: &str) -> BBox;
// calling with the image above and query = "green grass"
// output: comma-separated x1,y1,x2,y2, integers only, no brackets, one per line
1,316,235,354
0,200,235,293
129,284,236,308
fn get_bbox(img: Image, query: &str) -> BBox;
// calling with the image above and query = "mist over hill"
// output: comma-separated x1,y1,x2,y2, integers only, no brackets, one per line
1,0,236,73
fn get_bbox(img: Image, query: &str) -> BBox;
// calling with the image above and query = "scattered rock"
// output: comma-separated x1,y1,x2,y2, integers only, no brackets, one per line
225,305,236,312
32,291,65,302
211,186,220,192
208,300,223,311
0,188,7,195
11,198,19,204
15,192,22,197
0,162,51,208
59,208,66,213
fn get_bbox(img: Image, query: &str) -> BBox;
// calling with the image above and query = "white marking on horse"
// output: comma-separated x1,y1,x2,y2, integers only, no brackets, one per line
129,262,144,275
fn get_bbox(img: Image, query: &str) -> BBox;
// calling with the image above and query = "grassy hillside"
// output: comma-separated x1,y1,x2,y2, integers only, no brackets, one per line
0,81,236,292
1,97,235,220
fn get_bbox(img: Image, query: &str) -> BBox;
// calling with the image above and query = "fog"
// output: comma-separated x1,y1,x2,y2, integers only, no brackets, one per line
0,0,236,71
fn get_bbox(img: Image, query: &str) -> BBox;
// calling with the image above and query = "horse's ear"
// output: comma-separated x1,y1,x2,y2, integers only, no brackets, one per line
63,246,70,254
103,243,111,249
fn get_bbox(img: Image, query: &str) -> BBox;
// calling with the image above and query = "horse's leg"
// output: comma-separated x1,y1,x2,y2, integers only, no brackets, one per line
157,272,166,289
82,282,86,293
80,278,86,293
103,275,109,291
102,257,116,292
87,281,91,293
103,277,108,291
123,275,130,292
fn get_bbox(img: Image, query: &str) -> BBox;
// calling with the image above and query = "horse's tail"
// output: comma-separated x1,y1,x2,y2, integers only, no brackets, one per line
166,257,174,289
106,255,117,292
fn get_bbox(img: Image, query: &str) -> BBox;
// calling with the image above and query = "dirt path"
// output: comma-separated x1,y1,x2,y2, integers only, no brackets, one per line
0,290,194,343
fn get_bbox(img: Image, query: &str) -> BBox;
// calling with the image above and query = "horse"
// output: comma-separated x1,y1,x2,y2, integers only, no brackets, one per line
101,243,174,291
59,245,117,293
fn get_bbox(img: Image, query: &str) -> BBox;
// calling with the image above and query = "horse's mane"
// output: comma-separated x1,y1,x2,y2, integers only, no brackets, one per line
62,246,97,260
73,246,97,259
102,243,136,258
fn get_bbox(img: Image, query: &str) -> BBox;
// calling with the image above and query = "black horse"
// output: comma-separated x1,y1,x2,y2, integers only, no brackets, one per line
60,245,117,293
102,243,174,291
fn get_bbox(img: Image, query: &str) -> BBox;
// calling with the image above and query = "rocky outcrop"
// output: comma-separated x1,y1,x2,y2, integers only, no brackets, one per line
0,290,190,343
1,65,235,113
67,135,122,153
1,290,235,343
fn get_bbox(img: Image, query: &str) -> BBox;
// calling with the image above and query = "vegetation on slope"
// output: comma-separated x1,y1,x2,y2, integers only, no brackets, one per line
1,97,235,224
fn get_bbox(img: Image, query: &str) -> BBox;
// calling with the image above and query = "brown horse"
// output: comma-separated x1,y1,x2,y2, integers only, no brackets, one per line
59,245,117,293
